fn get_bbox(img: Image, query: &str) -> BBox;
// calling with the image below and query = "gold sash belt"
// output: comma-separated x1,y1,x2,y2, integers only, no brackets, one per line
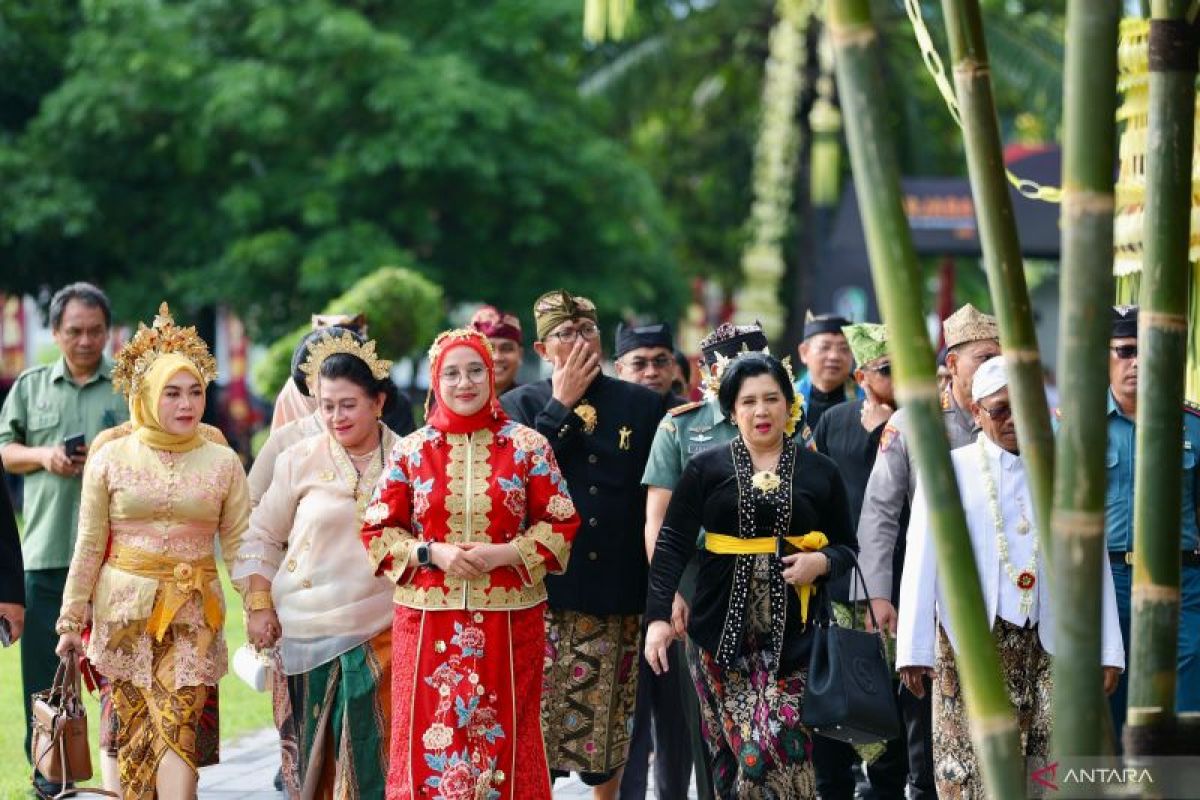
108,544,223,641
704,531,829,622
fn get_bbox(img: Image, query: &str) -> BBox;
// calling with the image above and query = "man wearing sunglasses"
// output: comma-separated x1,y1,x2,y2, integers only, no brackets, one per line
810,322,907,800
502,289,668,800
854,302,1000,800
1104,304,1200,748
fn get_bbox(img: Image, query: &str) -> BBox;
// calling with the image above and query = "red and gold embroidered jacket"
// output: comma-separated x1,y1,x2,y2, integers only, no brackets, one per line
362,420,579,610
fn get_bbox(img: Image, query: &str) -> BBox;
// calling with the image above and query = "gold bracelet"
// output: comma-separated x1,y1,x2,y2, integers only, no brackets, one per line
245,591,275,612
55,618,84,635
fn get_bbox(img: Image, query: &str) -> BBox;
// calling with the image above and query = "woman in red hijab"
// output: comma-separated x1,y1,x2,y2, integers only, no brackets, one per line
362,328,579,799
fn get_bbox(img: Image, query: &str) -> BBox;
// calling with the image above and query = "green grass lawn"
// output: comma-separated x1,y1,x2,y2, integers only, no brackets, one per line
0,575,273,799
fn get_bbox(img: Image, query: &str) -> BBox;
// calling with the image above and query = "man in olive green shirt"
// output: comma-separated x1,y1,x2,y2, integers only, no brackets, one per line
0,283,128,769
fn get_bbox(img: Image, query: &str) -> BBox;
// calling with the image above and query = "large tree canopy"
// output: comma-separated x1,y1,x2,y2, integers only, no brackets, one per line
0,0,682,341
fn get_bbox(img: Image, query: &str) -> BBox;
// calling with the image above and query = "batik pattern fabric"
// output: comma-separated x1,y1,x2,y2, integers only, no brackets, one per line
109,631,211,798
688,556,815,800
274,629,392,799
362,419,579,799
540,609,641,775
931,621,1052,800
100,676,219,768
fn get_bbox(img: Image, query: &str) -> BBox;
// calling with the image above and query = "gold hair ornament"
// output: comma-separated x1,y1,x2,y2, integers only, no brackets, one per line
707,349,803,436
301,331,393,381
427,328,495,365
111,302,218,398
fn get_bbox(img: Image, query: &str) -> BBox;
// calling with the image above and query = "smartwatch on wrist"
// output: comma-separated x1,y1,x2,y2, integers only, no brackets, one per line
417,542,433,567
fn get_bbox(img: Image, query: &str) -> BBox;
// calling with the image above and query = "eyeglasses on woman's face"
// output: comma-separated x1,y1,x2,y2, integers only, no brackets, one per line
545,323,600,344
439,364,489,386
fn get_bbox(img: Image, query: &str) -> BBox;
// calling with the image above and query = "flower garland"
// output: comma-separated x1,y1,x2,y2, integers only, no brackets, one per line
976,434,1038,616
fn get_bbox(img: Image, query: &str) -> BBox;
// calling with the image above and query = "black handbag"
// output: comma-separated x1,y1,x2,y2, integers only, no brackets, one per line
802,558,902,745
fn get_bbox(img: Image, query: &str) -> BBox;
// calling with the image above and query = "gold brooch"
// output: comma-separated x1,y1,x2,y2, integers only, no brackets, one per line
576,401,598,434
751,470,781,493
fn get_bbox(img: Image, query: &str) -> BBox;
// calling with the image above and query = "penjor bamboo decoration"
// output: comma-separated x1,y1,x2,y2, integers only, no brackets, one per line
1127,0,1196,757
938,0,1056,564
828,0,1022,794
1050,0,1121,760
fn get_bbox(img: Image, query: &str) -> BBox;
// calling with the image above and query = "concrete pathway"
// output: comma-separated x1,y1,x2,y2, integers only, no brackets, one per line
199,728,699,798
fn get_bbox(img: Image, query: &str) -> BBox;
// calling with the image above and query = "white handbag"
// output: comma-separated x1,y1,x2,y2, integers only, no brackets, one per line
232,644,274,692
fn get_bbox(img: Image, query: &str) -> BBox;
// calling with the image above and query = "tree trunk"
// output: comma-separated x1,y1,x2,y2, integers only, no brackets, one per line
1051,0,1121,760
939,0,1057,563
1126,0,1196,757
827,1,1022,795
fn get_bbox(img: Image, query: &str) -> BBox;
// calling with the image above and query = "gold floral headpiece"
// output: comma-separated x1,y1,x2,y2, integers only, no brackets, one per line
112,302,218,398
300,330,393,381
427,328,495,365
709,350,804,437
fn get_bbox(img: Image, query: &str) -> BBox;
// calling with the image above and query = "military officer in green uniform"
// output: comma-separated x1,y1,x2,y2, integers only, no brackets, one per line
0,283,128,784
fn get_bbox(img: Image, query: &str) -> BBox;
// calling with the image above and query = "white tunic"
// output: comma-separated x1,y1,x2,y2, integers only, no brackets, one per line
896,435,1125,671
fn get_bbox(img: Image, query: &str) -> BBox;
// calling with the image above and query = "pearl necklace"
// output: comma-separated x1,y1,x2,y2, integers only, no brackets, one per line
976,434,1038,615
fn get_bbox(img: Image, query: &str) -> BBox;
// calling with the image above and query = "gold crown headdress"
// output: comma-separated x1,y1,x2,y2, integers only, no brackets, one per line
427,328,495,365
112,302,218,397
300,331,393,381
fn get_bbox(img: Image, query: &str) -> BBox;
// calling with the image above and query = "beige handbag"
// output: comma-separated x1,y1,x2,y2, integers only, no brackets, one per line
30,657,118,798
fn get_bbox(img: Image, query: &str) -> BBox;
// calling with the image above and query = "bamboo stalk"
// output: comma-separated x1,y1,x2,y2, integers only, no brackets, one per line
939,0,1057,565
1051,0,1121,760
1126,0,1196,757
827,1,1022,795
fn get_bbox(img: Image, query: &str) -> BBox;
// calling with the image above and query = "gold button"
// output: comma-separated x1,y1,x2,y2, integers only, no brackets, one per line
588,551,598,561
434,640,447,653
589,518,598,527
301,579,312,589
473,612,484,623
287,560,297,572
588,454,598,464
589,486,598,495
320,471,335,481
494,770,506,783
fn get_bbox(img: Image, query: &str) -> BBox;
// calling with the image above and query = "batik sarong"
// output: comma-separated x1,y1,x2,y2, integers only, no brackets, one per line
931,619,1052,799
390,605,551,800
109,632,209,799
688,555,815,799
275,628,392,798
541,608,641,776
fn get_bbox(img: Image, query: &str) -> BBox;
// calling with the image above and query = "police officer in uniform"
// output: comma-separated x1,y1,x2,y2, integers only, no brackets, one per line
502,290,667,800
855,303,999,800
1105,304,1200,747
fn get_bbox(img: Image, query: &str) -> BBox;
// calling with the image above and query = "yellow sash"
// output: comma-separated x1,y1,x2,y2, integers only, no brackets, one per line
704,531,828,622
108,545,223,641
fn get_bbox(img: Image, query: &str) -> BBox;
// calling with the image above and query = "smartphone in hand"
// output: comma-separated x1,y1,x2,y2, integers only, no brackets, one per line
63,433,86,458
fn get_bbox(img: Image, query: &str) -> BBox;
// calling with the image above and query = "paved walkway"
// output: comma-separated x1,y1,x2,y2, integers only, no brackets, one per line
199,728,698,798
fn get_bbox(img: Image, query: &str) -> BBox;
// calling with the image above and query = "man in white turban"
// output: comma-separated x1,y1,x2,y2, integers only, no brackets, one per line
895,356,1125,799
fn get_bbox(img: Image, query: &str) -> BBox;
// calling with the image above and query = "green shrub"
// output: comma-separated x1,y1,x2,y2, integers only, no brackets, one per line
251,266,444,396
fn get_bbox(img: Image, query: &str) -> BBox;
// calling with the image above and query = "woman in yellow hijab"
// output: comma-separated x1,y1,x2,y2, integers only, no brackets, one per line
54,304,251,799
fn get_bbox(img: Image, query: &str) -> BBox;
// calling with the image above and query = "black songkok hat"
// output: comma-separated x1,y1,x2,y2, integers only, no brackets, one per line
615,322,674,359
1112,305,1138,339
291,326,363,396
803,312,852,341
699,322,769,366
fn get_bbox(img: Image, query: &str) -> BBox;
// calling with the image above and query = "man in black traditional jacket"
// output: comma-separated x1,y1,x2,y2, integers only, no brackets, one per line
501,290,668,800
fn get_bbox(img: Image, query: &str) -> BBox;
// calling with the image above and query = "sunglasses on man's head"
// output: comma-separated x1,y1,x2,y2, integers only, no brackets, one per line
1111,345,1138,360
862,362,891,377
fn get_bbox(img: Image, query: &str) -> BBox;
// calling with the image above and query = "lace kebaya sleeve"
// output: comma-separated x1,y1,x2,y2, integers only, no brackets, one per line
361,448,418,585
235,452,297,582
217,452,252,593
59,447,111,625
511,435,579,586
